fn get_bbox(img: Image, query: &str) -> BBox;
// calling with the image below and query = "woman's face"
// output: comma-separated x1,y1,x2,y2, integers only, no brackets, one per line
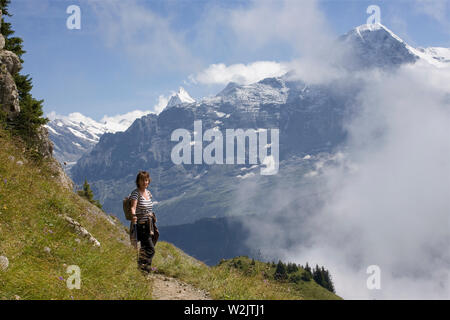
140,178,150,189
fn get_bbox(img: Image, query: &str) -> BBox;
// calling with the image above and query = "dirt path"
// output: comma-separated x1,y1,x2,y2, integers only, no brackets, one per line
149,273,212,300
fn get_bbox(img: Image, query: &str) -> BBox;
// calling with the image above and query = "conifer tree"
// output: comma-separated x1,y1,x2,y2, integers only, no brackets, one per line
77,179,102,209
274,260,288,281
83,179,94,202
305,262,312,275
287,262,298,273
312,264,323,285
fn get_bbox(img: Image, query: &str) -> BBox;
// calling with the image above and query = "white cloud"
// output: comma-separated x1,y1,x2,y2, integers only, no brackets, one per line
100,109,153,132
234,63,450,299
189,61,290,85
86,0,202,73
311,65,450,299
228,0,335,58
153,94,171,114
86,0,344,85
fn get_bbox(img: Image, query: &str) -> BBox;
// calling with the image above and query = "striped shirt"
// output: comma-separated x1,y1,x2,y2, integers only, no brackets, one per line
129,188,153,221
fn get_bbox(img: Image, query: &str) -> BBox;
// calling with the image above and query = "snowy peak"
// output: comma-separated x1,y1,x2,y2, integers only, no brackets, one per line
166,87,195,108
45,110,152,167
47,110,151,139
342,23,450,69
353,23,405,44
340,23,419,69
412,46,450,68
214,77,289,108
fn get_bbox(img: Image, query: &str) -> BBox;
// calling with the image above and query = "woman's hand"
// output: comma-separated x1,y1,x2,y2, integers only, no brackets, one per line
132,214,137,224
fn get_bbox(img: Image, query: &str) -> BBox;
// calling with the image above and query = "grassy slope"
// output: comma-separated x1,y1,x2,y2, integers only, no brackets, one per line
0,128,341,300
0,129,152,299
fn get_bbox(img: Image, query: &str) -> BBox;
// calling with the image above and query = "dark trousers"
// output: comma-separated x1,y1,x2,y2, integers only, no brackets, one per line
137,220,155,272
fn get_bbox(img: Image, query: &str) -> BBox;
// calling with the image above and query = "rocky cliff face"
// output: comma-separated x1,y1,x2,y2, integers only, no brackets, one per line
0,32,21,119
70,74,353,225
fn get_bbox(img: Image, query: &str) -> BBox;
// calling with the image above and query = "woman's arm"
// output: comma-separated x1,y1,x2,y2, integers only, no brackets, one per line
130,198,138,223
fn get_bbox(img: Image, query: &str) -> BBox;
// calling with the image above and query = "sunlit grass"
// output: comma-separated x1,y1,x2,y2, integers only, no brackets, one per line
0,128,341,300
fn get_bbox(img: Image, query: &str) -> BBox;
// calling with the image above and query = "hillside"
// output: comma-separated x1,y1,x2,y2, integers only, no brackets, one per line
0,128,341,300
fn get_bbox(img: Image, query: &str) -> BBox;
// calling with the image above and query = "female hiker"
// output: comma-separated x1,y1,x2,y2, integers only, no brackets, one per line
130,170,157,274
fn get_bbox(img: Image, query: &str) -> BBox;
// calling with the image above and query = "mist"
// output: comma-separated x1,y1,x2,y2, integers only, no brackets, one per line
235,62,450,299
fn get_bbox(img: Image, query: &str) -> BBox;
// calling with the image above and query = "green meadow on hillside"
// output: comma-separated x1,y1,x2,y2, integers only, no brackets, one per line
0,128,341,300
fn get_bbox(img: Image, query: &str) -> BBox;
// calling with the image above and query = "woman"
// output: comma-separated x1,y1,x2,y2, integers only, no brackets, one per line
130,170,156,274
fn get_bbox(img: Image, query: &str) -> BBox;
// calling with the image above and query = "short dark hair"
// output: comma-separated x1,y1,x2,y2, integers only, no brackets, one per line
136,171,151,188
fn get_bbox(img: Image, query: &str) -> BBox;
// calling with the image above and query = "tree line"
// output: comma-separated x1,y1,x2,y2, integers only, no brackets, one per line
272,260,335,293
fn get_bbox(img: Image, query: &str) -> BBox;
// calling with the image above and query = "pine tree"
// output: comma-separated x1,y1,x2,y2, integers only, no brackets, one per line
310,264,336,293
305,262,312,275
77,179,102,209
83,179,94,202
1,0,25,61
312,264,323,285
287,262,298,273
322,268,335,293
274,260,288,281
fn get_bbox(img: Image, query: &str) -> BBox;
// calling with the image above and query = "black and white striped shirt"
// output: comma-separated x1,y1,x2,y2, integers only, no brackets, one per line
129,188,153,221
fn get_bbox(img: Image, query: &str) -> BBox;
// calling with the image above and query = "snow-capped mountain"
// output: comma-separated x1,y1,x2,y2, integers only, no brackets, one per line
46,110,152,168
340,23,419,69
213,77,290,108
165,87,196,109
70,23,449,227
415,46,450,67
341,23,450,69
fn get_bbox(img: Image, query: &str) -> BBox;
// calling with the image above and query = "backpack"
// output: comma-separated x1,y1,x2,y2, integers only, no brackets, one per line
123,196,133,221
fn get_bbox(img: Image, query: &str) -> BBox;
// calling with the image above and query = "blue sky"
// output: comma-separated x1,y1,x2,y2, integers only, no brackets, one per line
7,0,450,121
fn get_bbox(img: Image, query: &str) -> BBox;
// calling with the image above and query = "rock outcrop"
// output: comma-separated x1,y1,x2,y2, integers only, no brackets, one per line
61,214,101,247
0,9,20,118
0,33,21,119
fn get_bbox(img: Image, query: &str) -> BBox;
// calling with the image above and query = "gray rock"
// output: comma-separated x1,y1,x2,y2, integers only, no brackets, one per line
0,50,22,75
0,34,5,51
0,50,21,118
47,157,73,191
34,126,54,159
61,215,101,247
0,255,9,271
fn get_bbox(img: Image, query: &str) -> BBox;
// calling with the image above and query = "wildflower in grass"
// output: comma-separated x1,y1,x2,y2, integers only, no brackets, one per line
58,276,64,281
151,267,157,272
3,178,6,185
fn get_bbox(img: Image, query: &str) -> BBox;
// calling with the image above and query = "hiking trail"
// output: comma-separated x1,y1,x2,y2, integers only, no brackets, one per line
149,273,211,300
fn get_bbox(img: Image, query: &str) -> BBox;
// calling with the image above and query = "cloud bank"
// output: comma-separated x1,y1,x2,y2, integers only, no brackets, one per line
236,63,450,299
189,61,289,85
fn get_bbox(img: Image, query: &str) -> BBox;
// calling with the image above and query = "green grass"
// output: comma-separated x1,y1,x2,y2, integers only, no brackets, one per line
152,245,341,300
0,129,152,300
0,128,341,300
